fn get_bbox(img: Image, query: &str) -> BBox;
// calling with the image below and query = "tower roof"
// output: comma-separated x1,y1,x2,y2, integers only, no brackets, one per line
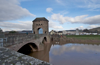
32,17,49,22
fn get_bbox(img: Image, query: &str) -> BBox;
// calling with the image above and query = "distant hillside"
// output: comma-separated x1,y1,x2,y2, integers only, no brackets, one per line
89,27,100,33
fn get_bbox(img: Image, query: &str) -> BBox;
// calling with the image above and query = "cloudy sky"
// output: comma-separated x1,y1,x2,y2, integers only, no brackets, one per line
0,0,100,31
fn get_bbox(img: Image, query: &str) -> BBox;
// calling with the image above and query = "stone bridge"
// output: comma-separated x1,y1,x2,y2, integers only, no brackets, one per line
2,33,50,53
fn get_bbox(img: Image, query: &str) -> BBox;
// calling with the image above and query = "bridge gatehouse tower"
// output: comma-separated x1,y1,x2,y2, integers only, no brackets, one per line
32,17,49,34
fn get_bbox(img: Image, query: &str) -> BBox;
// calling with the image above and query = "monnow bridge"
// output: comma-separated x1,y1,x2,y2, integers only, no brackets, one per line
2,33,50,53
0,17,50,53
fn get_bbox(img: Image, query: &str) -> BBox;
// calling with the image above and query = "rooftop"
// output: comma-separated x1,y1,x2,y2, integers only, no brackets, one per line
58,31,63,33
32,17,49,22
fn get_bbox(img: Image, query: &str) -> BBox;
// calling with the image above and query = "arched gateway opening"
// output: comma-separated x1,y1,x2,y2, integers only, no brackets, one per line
38,28,43,34
18,43,38,54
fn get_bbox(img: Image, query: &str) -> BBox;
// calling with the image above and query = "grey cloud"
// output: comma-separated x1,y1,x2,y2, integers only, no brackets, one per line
51,13,100,24
87,25,100,29
0,21,32,31
0,0,35,22
56,0,100,11
49,19,64,30
83,15,100,24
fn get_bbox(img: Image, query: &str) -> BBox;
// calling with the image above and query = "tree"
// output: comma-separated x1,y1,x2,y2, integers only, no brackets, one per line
83,29,90,33
9,31,17,33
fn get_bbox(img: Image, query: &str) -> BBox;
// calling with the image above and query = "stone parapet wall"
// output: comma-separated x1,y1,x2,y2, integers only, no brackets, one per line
3,33,47,47
0,47,51,65
4,34,34,47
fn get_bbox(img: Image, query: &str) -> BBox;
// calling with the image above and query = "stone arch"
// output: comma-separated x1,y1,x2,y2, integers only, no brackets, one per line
17,43,38,54
42,37,47,43
38,28,43,34
45,31,47,34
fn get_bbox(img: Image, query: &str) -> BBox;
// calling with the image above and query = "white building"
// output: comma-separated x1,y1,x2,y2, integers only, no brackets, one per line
58,31,63,35
66,30,76,35
76,29,79,35
50,30,57,35
63,30,67,35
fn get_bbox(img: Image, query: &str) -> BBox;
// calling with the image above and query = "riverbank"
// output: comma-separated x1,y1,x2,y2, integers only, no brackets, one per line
66,35,100,39
65,35,100,44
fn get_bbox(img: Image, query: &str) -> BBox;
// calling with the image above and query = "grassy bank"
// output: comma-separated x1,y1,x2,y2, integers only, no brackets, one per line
66,35,100,40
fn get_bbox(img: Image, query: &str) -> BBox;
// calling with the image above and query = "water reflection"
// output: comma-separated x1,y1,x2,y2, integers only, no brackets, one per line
51,44,100,55
28,43,52,62
28,42,100,65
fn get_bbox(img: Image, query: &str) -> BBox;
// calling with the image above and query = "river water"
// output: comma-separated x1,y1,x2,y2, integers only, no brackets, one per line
28,42,100,65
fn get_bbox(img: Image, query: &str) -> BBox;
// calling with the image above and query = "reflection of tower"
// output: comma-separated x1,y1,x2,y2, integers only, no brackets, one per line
32,17,49,34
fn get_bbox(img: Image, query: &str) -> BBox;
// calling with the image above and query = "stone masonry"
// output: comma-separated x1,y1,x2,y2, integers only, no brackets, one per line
0,47,51,65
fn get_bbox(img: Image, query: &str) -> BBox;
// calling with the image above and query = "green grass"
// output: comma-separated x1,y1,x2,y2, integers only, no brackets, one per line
66,35,100,40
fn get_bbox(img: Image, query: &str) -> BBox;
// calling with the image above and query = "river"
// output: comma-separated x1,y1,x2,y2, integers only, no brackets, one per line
28,42,100,65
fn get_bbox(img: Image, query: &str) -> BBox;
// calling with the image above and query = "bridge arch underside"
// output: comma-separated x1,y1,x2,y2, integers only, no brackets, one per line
17,43,38,54
42,37,47,43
